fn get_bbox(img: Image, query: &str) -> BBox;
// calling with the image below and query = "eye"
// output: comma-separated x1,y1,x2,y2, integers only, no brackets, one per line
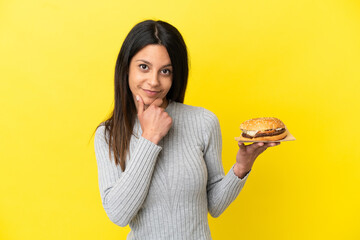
161,69,172,75
139,64,149,71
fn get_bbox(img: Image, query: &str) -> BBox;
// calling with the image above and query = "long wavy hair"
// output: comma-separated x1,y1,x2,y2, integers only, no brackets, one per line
95,20,189,171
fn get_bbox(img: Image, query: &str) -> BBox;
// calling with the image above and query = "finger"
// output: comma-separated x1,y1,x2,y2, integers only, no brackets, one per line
264,142,281,147
238,142,246,150
250,141,281,152
249,144,268,158
252,143,271,156
256,145,268,155
247,142,264,152
136,95,145,115
270,142,281,147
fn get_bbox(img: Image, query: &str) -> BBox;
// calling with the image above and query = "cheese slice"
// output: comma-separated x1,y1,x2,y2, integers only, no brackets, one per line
242,130,259,137
243,128,284,137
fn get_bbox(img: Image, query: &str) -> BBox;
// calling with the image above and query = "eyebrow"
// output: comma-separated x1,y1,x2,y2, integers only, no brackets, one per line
136,59,172,68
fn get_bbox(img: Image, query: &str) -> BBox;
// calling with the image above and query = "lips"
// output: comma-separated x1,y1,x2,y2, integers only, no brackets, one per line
142,89,160,97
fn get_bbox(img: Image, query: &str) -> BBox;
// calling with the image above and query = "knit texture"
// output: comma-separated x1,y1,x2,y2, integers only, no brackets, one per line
94,101,250,239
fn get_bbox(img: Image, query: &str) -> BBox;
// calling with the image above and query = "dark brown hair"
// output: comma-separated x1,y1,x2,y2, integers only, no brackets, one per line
94,20,188,171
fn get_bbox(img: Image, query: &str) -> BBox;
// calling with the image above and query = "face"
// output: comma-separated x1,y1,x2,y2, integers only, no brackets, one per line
128,44,173,109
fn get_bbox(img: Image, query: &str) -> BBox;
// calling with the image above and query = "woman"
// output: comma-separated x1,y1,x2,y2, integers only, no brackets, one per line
94,20,279,239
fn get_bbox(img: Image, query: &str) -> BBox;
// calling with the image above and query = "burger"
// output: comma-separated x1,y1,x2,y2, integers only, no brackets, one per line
239,117,288,141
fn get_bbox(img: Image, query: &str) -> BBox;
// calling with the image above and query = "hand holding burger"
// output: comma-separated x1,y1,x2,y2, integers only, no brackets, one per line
233,117,286,178
234,141,280,178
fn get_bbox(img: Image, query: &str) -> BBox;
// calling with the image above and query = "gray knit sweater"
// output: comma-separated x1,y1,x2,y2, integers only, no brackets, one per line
94,101,250,239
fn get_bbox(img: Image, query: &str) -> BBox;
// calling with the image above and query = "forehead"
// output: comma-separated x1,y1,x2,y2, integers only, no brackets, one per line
132,44,171,64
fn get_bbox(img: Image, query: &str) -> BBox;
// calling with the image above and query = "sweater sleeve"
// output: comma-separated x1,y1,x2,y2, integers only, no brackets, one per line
202,109,250,218
94,125,162,226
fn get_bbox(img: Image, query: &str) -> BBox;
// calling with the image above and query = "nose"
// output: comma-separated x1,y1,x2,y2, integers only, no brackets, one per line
147,72,160,87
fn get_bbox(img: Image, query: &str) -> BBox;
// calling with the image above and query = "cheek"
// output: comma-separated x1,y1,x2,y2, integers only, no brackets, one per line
128,71,140,92
128,76,135,92
163,78,173,93
128,80,140,100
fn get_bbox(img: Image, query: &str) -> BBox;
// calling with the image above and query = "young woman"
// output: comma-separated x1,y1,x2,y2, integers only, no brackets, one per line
94,19,279,239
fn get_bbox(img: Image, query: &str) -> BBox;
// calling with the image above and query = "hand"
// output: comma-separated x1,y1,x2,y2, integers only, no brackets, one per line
233,142,280,178
136,95,172,145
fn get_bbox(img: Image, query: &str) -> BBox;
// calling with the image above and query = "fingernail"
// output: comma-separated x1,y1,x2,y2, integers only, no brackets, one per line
136,95,139,101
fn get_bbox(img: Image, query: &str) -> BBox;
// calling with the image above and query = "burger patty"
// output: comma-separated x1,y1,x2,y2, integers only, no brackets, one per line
242,128,286,138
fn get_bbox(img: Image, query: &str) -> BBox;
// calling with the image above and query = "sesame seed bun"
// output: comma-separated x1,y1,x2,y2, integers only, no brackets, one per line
240,117,285,131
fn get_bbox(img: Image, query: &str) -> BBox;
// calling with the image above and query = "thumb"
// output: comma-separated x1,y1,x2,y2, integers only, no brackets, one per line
136,95,144,115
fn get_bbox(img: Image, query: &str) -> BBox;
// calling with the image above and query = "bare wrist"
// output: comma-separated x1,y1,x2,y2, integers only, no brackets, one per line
233,163,250,179
141,133,161,145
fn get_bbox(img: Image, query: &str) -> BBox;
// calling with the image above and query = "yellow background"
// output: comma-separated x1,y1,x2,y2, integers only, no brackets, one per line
1,0,359,239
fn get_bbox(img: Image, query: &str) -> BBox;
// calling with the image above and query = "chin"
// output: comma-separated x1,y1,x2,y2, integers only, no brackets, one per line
142,97,155,106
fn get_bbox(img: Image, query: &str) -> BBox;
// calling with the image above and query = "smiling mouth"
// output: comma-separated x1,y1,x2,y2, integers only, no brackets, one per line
142,89,161,96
